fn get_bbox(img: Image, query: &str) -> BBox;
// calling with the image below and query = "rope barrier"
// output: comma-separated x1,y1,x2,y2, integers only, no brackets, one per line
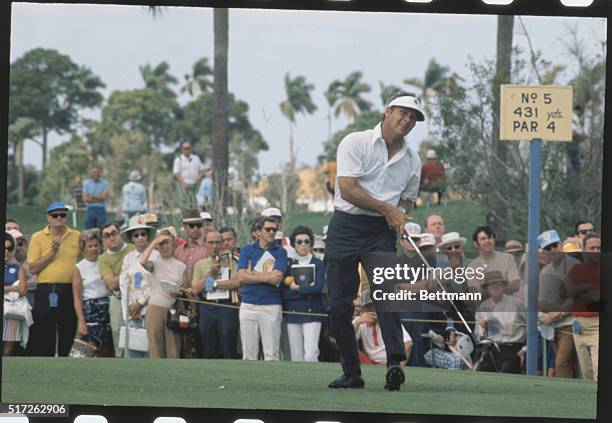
176,296,578,335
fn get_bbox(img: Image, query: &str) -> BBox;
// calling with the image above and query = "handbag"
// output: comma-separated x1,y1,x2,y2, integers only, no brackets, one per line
166,295,197,332
3,293,30,321
118,326,149,352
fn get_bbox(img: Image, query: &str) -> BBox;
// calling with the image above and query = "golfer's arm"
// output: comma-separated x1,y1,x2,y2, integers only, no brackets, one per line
338,177,392,215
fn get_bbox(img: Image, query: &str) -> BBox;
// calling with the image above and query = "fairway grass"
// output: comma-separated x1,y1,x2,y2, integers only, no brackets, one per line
2,357,597,419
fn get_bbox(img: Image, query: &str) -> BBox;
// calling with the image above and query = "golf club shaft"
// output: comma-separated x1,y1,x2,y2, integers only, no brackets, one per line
404,234,474,336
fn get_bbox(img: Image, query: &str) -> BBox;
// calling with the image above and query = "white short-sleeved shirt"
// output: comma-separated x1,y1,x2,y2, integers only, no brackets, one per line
172,154,205,185
334,123,421,216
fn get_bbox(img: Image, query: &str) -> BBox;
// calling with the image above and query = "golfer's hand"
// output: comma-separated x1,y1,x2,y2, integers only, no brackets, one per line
290,281,300,291
383,205,408,235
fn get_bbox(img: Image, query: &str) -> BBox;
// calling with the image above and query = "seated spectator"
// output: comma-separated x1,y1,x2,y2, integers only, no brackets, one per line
3,232,28,355
419,149,446,206
424,321,473,370
72,229,113,357
282,226,326,362
354,291,412,366
474,271,526,374
139,227,188,359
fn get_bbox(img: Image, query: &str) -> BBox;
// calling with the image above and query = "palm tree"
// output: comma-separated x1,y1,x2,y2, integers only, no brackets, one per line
404,58,451,118
324,80,341,143
181,57,213,97
379,82,401,107
332,71,372,122
145,7,230,215
8,117,40,205
212,9,230,217
139,61,178,97
279,73,317,171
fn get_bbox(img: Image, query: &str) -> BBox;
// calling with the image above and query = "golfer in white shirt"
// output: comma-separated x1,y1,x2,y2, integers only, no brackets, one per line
325,91,424,391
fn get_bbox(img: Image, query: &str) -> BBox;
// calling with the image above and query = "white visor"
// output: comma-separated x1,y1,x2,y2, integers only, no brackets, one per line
387,96,426,121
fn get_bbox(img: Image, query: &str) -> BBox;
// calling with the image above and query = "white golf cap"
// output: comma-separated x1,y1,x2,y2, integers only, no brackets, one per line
419,233,436,247
261,207,282,218
200,212,213,221
426,149,437,159
387,95,426,121
404,222,424,238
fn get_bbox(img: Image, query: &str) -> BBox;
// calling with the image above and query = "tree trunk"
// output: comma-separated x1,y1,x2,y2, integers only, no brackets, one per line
490,15,514,243
288,122,295,172
16,139,24,205
42,127,48,171
212,8,229,218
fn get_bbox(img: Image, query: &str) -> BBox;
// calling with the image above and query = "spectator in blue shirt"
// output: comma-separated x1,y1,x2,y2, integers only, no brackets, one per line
237,216,287,360
282,226,326,362
196,170,214,209
122,170,147,220
83,165,110,229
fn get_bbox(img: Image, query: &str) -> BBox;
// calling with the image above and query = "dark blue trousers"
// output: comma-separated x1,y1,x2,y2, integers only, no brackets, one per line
324,210,407,377
85,206,107,229
198,302,240,358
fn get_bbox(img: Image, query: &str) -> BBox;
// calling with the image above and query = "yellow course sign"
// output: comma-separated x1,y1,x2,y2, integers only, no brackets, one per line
500,85,573,141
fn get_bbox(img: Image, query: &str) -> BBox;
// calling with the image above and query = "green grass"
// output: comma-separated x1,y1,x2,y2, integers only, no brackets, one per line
5,204,117,235
7,200,484,240
285,200,486,239
1,357,596,418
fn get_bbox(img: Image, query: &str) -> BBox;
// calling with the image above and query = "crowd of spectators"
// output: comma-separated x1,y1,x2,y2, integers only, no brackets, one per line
3,197,601,382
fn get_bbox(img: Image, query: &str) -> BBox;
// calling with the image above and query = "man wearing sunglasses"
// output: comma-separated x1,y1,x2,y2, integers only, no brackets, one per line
98,222,136,356
575,221,594,241
26,202,80,356
326,91,425,391
237,216,288,361
537,229,580,378
175,209,209,284
175,209,210,358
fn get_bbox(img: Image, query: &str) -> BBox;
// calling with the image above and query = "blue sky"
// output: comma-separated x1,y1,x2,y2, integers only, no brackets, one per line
10,4,606,175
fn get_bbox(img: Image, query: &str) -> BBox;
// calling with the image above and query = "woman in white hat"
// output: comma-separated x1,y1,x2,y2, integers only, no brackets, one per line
3,232,28,355
118,215,157,358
